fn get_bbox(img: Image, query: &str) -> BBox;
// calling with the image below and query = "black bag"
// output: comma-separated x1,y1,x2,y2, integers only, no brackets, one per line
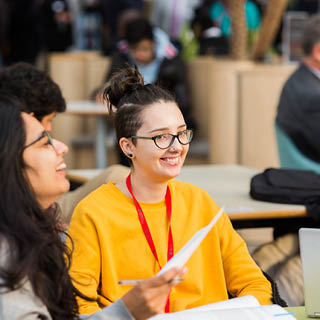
250,168,320,221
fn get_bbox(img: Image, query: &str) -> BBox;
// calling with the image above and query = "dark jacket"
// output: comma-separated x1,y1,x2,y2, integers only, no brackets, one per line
276,63,320,162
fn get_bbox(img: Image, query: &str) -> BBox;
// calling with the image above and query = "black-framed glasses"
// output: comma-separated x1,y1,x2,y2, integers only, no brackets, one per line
24,131,55,150
131,129,193,149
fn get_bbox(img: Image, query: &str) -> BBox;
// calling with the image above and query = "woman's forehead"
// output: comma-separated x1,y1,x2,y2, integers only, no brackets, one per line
140,101,184,130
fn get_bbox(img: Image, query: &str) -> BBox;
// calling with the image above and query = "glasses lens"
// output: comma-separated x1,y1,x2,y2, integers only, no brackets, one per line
178,130,193,144
155,134,172,149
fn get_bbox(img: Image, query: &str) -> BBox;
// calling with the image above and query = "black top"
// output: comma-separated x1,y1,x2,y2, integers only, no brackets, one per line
276,63,320,162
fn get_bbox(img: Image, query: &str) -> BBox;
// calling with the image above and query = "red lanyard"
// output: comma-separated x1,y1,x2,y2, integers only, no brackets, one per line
126,174,174,312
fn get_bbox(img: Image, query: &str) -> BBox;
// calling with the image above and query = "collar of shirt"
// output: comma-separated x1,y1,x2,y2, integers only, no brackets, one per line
307,64,320,80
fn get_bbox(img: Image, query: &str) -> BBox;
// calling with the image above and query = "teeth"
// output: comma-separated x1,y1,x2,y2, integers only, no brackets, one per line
164,158,179,164
56,163,67,171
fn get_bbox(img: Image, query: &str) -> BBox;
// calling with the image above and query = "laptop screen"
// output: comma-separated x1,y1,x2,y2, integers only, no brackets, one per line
299,228,320,317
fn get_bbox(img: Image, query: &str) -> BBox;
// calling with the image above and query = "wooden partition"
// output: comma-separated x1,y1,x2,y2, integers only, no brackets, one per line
49,52,110,169
239,64,297,169
186,57,213,141
206,59,254,164
49,51,110,101
190,57,296,169
186,58,253,162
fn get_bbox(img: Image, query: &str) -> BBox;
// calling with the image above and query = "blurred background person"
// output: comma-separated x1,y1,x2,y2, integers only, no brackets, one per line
100,0,144,55
191,0,261,55
276,13,320,163
40,0,73,53
150,0,200,48
253,15,320,307
2,0,42,66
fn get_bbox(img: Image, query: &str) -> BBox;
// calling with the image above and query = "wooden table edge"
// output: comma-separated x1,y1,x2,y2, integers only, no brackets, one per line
228,209,307,220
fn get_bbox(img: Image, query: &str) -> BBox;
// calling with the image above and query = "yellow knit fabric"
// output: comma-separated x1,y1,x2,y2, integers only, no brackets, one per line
67,180,272,315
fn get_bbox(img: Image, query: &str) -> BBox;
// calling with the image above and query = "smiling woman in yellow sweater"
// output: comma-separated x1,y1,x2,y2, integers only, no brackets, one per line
67,66,274,315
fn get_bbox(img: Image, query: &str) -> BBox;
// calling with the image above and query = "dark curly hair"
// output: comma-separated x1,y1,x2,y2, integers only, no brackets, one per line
0,62,66,121
0,93,88,319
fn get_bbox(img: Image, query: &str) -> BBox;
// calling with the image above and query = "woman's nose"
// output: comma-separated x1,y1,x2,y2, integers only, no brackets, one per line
170,136,183,151
52,138,69,156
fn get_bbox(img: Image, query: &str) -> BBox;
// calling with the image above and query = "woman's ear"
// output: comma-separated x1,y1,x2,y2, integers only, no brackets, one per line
119,137,135,159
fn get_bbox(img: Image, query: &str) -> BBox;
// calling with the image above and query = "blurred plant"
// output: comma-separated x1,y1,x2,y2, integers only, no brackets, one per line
179,24,199,61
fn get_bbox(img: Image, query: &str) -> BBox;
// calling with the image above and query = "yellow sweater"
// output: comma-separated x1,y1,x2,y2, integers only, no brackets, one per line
67,180,272,315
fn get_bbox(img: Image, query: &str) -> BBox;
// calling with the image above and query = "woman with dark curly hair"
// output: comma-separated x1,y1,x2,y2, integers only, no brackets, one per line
0,92,185,320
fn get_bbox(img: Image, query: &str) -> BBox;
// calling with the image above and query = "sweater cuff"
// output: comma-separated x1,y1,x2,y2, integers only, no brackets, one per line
80,299,134,320
112,299,135,319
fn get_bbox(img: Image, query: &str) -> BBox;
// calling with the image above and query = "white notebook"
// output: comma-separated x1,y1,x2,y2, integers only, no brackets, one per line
150,295,295,320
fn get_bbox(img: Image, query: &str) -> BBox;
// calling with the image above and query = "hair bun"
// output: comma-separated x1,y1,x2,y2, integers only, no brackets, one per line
104,65,144,111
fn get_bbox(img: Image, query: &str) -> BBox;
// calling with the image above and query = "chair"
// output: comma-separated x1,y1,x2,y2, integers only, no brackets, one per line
274,123,320,174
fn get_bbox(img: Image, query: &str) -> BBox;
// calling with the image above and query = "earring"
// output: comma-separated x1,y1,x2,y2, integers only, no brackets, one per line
127,153,133,158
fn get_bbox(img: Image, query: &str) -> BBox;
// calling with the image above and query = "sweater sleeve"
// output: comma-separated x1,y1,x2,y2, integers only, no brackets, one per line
80,300,134,320
217,212,273,305
0,241,52,320
67,203,103,314
0,280,52,320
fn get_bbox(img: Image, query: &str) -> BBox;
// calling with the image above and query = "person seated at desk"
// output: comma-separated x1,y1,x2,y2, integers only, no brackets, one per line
0,62,130,224
67,66,279,315
276,13,320,163
0,93,185,320
256,13,320,306
103,17,195,166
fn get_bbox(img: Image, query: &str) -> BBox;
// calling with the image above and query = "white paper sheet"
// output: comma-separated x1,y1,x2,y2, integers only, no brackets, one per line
172,295,260,313
150,300,295,320
157,207,224,275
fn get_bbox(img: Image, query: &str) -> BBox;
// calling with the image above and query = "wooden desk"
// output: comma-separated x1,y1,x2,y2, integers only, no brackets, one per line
176,165,308,228
68,165,309,228
66,101,109,169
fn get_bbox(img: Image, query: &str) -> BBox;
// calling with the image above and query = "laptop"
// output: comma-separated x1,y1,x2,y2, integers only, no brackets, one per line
299,228,320,317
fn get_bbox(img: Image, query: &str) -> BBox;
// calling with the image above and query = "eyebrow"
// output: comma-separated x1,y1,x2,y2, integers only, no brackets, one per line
149,124,186,133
